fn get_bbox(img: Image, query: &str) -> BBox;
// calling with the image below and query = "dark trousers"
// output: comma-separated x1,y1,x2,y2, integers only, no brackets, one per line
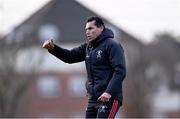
85,98,121,118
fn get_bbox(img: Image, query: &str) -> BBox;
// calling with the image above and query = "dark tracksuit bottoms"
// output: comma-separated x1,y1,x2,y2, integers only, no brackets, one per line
86,97,122,118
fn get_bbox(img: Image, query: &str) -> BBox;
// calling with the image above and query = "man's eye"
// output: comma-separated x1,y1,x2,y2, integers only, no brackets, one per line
85,27,93,31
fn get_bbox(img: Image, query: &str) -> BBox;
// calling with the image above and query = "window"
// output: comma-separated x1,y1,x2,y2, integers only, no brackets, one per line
38,24,60,42
68,75,86,97
37,76,60,98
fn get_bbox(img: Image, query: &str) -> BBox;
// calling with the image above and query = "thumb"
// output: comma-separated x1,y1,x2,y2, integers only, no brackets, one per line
97,97,101,101
49,38,53,43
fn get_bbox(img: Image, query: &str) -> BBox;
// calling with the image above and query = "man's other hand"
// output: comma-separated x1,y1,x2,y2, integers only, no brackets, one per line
98,92,111,102
42,39,54,50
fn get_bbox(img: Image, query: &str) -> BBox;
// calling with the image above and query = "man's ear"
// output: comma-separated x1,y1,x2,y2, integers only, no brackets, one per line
100,26,104,32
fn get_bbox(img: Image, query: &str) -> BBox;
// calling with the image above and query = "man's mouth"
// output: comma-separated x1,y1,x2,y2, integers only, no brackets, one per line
87,36,91,39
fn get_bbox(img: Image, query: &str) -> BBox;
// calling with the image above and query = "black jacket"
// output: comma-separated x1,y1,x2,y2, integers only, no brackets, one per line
48,28,126,102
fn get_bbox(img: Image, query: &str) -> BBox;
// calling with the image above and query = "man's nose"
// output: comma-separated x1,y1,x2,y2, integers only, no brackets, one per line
86,30,90,35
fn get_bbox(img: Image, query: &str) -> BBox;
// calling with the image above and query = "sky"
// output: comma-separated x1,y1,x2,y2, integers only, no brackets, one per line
0,0,180,43
76,0,180,43
0,0,50,36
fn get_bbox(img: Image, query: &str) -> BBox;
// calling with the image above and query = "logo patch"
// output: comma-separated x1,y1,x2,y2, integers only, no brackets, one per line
99,105,108,113
96,50,103,58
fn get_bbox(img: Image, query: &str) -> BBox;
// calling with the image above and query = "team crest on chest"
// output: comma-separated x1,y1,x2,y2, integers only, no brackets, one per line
96,50,103,58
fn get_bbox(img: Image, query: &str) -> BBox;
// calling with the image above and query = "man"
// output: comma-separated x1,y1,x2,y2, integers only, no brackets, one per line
42,16,126,118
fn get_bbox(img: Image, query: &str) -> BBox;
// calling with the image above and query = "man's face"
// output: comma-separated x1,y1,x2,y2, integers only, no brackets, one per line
85,21,104,42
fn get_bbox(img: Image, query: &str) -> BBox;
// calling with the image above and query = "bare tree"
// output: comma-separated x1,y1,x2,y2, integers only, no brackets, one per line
123,32,180,117
0,39,45,117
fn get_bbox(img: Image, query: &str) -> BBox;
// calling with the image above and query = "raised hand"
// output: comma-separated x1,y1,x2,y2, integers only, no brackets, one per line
42,39,54,50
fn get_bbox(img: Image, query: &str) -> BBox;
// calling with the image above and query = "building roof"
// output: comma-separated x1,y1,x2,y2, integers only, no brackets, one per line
2,0,141,46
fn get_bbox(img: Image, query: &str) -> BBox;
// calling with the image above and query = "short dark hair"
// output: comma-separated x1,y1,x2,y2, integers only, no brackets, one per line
86,16,105,28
